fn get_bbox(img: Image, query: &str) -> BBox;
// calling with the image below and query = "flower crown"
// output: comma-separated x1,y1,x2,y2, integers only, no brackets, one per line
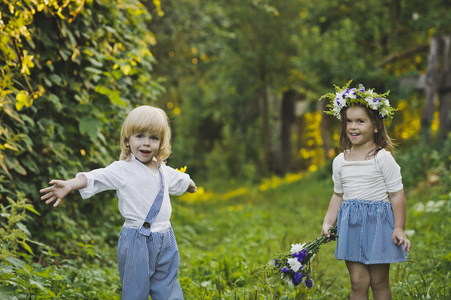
320,81,397,121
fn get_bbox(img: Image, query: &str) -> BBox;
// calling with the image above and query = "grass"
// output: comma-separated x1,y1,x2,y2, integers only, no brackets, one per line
172,169,450,299
3,165,448,299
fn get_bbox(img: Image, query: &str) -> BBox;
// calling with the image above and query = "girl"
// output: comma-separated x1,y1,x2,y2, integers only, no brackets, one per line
40,105,197,300
320,82,411,300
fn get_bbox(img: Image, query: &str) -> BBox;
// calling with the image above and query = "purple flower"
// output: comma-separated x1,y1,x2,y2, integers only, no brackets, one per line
295,272,304,282
359,84,365,92
292,271,304,286
281,267,290,274
374,97,381,102
304,275,313,288
292,249,308,263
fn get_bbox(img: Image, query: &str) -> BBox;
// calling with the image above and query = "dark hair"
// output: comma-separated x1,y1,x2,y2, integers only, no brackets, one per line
338,105,396,158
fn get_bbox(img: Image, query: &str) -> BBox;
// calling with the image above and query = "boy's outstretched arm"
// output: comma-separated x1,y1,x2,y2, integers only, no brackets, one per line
40,175,87,207
186,179,197,193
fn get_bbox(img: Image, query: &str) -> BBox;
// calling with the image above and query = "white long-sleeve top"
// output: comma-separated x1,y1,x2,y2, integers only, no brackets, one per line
76,155,191,232
332,149,403,202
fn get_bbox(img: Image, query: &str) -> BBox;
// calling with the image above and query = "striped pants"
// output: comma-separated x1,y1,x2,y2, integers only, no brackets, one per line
117,227,184,300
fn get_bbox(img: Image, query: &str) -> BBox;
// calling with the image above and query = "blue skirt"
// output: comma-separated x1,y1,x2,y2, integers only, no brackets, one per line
335,199,408,265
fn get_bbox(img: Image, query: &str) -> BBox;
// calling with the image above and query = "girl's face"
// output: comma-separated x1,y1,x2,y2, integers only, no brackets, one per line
345,106,377,149
127,131,161,167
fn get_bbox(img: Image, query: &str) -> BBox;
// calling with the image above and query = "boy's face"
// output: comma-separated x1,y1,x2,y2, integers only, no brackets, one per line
127,131,161,167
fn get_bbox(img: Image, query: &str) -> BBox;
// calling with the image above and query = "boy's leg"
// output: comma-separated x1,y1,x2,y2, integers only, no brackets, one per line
148,228,184,300
117,228,151,300
369,264,391,300
167,280,184,299
345,260,370,300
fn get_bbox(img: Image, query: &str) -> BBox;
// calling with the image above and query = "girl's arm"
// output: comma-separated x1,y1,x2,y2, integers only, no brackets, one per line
389,189,411,251
40,175,87,207
321,192,343,238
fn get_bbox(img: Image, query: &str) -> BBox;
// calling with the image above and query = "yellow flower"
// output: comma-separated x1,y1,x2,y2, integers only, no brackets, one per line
20,51,34,75
15,91,33,111
176,166,187,173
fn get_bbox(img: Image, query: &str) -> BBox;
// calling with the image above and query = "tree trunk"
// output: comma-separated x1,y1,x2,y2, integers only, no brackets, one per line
320,99,334,158
280,90,296,175
260,87,270,176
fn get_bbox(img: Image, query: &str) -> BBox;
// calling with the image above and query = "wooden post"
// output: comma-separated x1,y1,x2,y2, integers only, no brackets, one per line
438,36,451,143
420,35,451,142
421,36,439,139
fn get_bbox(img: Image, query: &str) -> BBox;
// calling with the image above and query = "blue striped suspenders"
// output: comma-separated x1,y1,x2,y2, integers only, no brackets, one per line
139,167,164,236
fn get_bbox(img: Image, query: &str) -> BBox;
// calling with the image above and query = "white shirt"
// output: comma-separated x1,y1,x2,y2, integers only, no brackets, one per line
332,149,403,202
76,156,191,232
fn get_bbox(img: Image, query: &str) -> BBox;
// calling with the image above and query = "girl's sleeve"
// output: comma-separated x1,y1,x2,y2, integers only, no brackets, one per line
163,164,191,196
378,150,403,193
332,154,343,194
76,161,126,199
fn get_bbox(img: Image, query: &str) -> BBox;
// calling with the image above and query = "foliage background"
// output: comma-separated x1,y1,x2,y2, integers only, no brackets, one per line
0,0,450,299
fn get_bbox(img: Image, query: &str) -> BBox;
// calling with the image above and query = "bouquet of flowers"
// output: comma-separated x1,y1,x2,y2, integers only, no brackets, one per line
263,223,337,288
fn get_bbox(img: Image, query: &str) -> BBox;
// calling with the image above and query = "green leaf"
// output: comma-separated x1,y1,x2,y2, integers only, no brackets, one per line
29,279,48,294
4,143,19,151
22,157,39,174
47,94,63,111
24,205,40,215
26,238,47,247
4,158,27,175
88,58,103,68
85,67,103,74
94,86,127,106
16,223,30,236
0,289,16,300
5,257,28,273
120,65,131,75
109,91,127,106
49,74,62,86
19,239,34,255
79,117,100,141
444,252,451,261
3,103,24,124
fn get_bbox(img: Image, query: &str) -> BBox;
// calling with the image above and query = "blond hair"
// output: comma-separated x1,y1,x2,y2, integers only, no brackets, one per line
120,106,171,164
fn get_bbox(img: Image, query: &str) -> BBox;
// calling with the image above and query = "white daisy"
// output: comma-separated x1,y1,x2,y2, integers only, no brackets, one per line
287,258,302,272
290,243,306,253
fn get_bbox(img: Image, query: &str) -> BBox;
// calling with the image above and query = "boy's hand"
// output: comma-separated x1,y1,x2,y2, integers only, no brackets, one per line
40,175,87,207
40,180,71,207
187,180,197,193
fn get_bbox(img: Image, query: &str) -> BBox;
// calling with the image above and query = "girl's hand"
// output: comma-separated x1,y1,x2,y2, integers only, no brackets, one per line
321,223,336,243
392,227,411,252
40,180,71,207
